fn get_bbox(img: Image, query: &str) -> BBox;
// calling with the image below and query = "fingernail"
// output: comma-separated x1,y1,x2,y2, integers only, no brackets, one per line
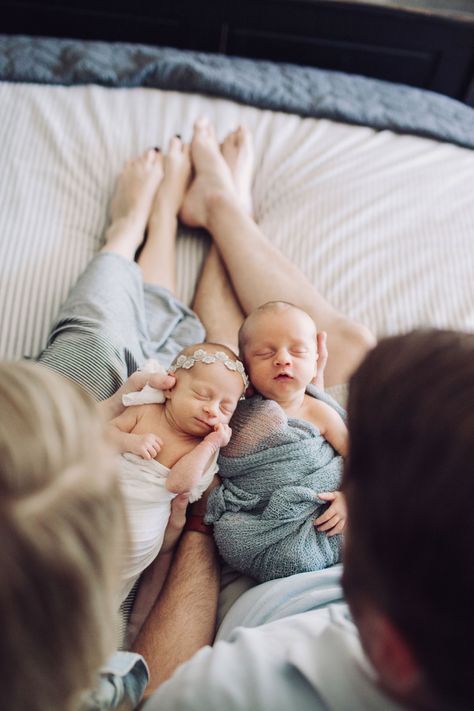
154,146,160,152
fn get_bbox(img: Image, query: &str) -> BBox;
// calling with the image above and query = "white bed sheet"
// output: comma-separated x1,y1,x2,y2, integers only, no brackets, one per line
0,82,473,362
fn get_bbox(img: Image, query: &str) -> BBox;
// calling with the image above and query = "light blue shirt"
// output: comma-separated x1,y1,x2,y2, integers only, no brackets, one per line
144,565,406,711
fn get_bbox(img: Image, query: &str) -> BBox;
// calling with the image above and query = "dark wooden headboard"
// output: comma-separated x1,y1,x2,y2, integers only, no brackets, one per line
1,0,473,104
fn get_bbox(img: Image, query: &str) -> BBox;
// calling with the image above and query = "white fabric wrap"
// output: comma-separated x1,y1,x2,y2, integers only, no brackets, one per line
122,359,167,406
118,451,219,603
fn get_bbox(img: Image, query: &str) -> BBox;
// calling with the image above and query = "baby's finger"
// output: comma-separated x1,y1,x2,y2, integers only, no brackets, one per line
317,491,336,501
316,514,340,532
327,520,346,537
314,507,336,525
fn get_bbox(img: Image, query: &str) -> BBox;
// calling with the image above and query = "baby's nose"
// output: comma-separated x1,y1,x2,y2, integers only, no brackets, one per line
203,401,219,417
274,349,291,365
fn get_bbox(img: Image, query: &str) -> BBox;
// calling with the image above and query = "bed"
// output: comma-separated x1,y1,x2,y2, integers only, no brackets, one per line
1,23,473,372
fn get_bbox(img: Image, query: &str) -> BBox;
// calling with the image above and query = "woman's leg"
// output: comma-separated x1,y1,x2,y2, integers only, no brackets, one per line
102,148,164,260
180,119,375,387
137,137,191,292
39,149,166,399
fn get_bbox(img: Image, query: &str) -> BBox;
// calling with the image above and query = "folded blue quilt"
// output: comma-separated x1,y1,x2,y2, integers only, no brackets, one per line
0,35,473,149
206,386,345,582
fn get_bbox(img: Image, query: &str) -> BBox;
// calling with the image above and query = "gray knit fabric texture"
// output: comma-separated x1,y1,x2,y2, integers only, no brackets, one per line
206,386,345,582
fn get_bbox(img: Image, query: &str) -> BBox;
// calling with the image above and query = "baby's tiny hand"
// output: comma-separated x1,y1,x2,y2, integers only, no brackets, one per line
314,490,347,536
205,423,232,449
131,433,163,461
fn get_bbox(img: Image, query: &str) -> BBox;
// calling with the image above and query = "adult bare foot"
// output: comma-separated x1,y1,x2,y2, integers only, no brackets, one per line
179,118,239,229
148,136,192,230
103,148,164,260
137,136,192,291
220,125,254,216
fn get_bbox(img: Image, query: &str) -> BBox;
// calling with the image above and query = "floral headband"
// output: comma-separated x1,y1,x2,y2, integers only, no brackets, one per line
169,348,249,393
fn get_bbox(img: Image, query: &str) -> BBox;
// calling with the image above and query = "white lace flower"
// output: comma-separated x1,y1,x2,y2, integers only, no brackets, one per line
169,348,249,390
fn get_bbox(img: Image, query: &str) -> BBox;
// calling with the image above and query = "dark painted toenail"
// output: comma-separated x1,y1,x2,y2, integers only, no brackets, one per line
154,146,160,152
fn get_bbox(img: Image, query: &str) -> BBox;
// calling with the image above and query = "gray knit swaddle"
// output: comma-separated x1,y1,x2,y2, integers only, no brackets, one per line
206,386,344,582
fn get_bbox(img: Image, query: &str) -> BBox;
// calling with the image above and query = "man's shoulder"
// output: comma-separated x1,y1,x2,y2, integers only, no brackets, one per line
143,605,350,711
144,600,405,711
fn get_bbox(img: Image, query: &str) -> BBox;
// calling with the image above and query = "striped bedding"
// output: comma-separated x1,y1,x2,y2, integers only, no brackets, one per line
0,81,473,362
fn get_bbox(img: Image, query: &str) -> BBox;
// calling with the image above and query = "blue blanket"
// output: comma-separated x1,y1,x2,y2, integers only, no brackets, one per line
206,387,345,582
0,34,473,149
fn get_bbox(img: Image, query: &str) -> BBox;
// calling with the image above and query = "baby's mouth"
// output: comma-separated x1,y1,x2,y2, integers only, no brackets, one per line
274,373,293,381
196,418,213,429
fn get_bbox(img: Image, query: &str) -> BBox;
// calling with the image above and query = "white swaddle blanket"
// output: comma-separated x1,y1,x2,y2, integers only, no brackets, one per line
118,358,219,603
118,451,219,603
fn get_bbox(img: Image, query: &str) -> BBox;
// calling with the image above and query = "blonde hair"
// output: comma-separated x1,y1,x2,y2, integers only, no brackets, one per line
0,361,125,711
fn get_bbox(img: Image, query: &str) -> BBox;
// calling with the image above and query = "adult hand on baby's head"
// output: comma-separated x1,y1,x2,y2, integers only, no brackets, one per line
148,372,176,391
311,331,328,391
98,370,177,420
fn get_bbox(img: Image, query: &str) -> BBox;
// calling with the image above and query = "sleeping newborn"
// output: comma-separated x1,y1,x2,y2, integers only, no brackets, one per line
206,301,347,582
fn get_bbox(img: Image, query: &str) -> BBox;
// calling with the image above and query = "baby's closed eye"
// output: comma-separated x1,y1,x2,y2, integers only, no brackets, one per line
193,389,210,400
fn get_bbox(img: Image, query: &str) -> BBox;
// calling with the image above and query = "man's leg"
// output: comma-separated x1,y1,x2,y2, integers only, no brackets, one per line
191,128,253,354
181,119,375,387
192,244,244,354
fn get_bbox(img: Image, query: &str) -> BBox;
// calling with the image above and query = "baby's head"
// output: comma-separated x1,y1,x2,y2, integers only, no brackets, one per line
238,301,318,400
165,343,248,436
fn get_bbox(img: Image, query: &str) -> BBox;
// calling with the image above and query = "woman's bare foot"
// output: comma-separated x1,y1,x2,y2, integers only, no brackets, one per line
103,149,164,260
179,118,239,229
220,125,254,216
137,136,191,291
148,136,192,229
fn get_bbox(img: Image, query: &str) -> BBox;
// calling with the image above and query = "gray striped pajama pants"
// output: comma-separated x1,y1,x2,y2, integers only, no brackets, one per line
38,253,205,399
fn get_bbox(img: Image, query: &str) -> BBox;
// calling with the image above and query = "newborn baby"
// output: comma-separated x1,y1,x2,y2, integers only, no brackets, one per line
108,343,248,602
206,302,347,582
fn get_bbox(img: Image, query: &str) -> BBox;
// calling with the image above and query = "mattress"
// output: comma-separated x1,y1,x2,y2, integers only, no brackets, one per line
1,81,473,362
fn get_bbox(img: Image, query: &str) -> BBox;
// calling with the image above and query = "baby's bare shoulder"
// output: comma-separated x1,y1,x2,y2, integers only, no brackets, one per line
129,403,165,431
302,395,337,428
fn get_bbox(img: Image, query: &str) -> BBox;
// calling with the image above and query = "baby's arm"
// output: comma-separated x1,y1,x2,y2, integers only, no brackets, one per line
314,402,348,535
318,403,348,457
108,406,163,461
166,424,231,495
